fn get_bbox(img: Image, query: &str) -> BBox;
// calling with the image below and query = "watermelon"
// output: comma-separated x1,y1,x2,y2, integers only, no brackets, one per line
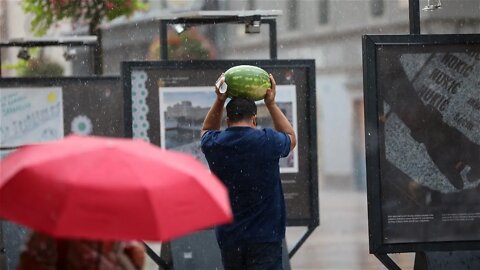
224,65,271,101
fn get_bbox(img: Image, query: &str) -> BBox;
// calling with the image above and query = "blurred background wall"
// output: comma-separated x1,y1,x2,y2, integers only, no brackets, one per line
2,0,479,192
1,0,480,269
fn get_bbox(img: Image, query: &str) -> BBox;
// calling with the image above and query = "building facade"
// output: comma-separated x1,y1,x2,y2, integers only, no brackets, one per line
2,0,480,189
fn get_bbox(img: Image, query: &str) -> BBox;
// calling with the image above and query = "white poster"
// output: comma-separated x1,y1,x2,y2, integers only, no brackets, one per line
1,87,64,158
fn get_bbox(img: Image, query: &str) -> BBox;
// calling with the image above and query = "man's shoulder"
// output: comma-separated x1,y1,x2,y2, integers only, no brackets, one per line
202,129,221,137
261,127,288,138
200,130,221,146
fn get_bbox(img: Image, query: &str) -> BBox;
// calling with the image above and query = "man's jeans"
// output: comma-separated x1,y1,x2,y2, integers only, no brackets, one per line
220,241,283,270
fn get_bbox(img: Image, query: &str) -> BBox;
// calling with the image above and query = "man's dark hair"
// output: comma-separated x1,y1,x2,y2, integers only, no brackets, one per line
226,97,257,122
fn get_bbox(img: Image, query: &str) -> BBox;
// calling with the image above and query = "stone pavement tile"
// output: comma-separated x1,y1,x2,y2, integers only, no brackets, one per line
142,189,415,270
287,189,415,270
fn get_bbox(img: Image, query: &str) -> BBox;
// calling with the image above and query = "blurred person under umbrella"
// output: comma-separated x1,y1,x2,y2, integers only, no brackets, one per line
0,135,233,269
17,232,145,270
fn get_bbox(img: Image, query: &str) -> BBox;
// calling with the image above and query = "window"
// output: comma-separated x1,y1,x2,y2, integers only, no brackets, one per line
371,0,384,17
288,0,298,30
319,0,329,25
247,0,255,10
399,0,409,9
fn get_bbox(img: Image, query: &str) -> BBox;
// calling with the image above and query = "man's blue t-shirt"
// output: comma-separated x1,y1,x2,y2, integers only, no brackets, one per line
201,126,291,249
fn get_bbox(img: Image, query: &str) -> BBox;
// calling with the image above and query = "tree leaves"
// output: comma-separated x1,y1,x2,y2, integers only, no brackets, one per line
21,0,147,36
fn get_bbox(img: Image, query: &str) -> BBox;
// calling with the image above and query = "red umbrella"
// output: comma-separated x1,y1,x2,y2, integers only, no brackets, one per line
0,135,232,241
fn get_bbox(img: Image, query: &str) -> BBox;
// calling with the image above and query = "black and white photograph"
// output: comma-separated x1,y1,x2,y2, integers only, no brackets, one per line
159,85,299,173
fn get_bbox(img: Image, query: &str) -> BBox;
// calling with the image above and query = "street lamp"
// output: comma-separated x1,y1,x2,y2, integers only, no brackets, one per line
423,0,442,11
17,48,30,60
245,20,261,34
63,48,77,61
173,24,187,34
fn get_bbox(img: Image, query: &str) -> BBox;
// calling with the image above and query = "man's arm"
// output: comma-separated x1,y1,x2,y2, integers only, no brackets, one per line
264,74,297,151
201,74,228,136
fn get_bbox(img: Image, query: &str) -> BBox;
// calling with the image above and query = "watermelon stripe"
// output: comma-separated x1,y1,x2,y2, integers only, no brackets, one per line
224,65,271,101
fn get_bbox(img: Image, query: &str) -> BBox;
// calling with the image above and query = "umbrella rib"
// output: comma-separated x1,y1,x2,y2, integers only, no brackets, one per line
143,180,162,240
145,185,163,241
52,151,108,239
120,155,164,241
50,181,72,238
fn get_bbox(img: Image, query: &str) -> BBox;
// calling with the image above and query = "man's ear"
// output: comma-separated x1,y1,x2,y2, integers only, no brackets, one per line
252,116,257,127
226,117,231,126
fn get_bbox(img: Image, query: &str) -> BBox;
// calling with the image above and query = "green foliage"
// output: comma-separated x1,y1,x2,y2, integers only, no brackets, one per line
146,28,217,60
2,48,64,77
21,59,64,77
170,33,211,60
22,0,147,36
3,58,64,77
2,59,30,75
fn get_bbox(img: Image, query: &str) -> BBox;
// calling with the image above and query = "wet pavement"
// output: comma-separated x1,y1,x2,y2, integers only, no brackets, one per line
287,188,415,270
144,187,416,270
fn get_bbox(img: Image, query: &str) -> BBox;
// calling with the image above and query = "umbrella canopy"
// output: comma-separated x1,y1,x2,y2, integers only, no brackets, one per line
0,135,232,241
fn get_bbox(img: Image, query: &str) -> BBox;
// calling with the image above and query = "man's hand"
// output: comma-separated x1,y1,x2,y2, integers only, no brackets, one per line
264,74,276,106
215,73,227,102
264,74,297,151
201,73,228,136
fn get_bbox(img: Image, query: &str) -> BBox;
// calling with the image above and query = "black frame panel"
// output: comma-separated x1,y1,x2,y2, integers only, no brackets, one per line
122,59,319,228
159,18,277,60
0,76,123,143
363,34,480,254
0,76,123,270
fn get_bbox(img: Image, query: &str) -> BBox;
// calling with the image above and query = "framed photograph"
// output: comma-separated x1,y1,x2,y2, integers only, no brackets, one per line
158,85,299,173
123,60,318,227
363,34,480,253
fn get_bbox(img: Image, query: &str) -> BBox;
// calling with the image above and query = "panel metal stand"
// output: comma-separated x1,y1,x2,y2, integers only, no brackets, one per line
0,221,5,270
158,10,280,60
148,230,292,270
0,221,30,270
144,10,319,270
375,253,402,270
288,225,316,258
413,251,480,270
372,2,480,269
0,36,97,77
409,0,421,35
144,242,171,270
371,1,422,269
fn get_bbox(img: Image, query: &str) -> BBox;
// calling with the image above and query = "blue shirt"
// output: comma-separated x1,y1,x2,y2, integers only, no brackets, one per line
201,126,291,249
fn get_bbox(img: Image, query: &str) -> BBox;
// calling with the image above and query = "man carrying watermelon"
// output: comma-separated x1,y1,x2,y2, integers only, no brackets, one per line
201,70,296,270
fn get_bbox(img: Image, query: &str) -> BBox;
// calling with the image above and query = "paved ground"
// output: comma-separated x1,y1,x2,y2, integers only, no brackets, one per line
144,187,416,270
287,188,415,270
